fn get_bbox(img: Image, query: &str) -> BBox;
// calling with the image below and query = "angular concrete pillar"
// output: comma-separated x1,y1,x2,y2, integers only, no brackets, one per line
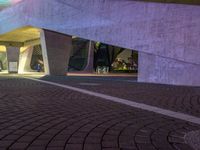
138,52,200,86
6,47,20,73
40,29,72,75
84,41,94,72
18,46,34,74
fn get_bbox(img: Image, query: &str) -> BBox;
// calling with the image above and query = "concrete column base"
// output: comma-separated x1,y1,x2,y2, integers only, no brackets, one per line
18,46,34,74
138,52,200,86
6,47,20,73
41,29,72,76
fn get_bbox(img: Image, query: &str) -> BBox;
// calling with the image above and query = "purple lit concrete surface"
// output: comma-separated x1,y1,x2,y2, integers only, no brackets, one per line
0,0,200,86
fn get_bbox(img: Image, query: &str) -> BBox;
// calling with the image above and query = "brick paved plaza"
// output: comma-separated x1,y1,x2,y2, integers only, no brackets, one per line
0,75,199,150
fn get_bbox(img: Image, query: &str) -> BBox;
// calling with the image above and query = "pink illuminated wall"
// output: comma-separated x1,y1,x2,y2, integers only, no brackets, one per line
11,0,23,4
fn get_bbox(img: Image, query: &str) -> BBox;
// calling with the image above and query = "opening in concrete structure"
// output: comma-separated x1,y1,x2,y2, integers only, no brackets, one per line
68,38,138,76
93,42,138,74
0,26,138,77
0,45,8,74
0,26,44,75
30,45,44,73
68,38,89,72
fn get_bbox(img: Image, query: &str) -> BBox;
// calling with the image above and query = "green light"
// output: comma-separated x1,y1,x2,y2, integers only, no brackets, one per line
0,0,10,6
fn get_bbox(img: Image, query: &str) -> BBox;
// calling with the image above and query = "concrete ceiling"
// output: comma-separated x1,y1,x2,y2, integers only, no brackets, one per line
0,26,40,42
0,26,40,47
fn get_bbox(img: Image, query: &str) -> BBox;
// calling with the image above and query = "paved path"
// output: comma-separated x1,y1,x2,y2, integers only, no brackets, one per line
40,76,200,117
0,76,199,150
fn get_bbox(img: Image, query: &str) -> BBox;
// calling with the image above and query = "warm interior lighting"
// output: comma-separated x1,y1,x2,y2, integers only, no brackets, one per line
0,45,6,52
0,46,28,52
20,46,28,53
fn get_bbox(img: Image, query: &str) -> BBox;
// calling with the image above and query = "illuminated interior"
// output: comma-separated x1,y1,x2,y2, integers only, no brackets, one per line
0,26,41,73
0,45,6,52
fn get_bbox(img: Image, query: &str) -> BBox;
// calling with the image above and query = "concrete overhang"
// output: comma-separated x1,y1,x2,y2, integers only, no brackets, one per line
0,0,200,66
0,45,32,53
0,26,40,47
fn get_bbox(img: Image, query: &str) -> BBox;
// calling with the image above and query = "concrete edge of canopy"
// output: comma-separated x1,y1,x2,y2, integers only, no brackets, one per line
1,0,200,86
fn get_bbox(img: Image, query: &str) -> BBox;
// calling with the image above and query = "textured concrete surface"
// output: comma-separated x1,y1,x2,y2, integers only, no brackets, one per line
138,52,200,86
1,0,200,85
18,46,33,73
40,30,72,75
0,75,199,150
0,0,199,64
83,41,94,72
6,47,20,73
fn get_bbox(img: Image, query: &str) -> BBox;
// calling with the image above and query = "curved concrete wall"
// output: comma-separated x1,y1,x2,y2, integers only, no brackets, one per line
0,0,200,85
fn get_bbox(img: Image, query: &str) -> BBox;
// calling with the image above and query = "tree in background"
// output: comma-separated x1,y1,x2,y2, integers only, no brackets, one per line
94,42,124,71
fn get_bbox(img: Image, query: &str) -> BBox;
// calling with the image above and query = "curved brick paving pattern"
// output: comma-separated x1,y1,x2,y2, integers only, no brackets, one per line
40,76,200,118
0,76,199,150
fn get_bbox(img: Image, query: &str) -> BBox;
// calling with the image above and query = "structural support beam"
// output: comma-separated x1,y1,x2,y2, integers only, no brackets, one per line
138,52,200,86
18,46,34,74
6,47,20,73
0,41,23,47
40,29,72,76
24,38,40,47
83,41,94,72
0,39,40,48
